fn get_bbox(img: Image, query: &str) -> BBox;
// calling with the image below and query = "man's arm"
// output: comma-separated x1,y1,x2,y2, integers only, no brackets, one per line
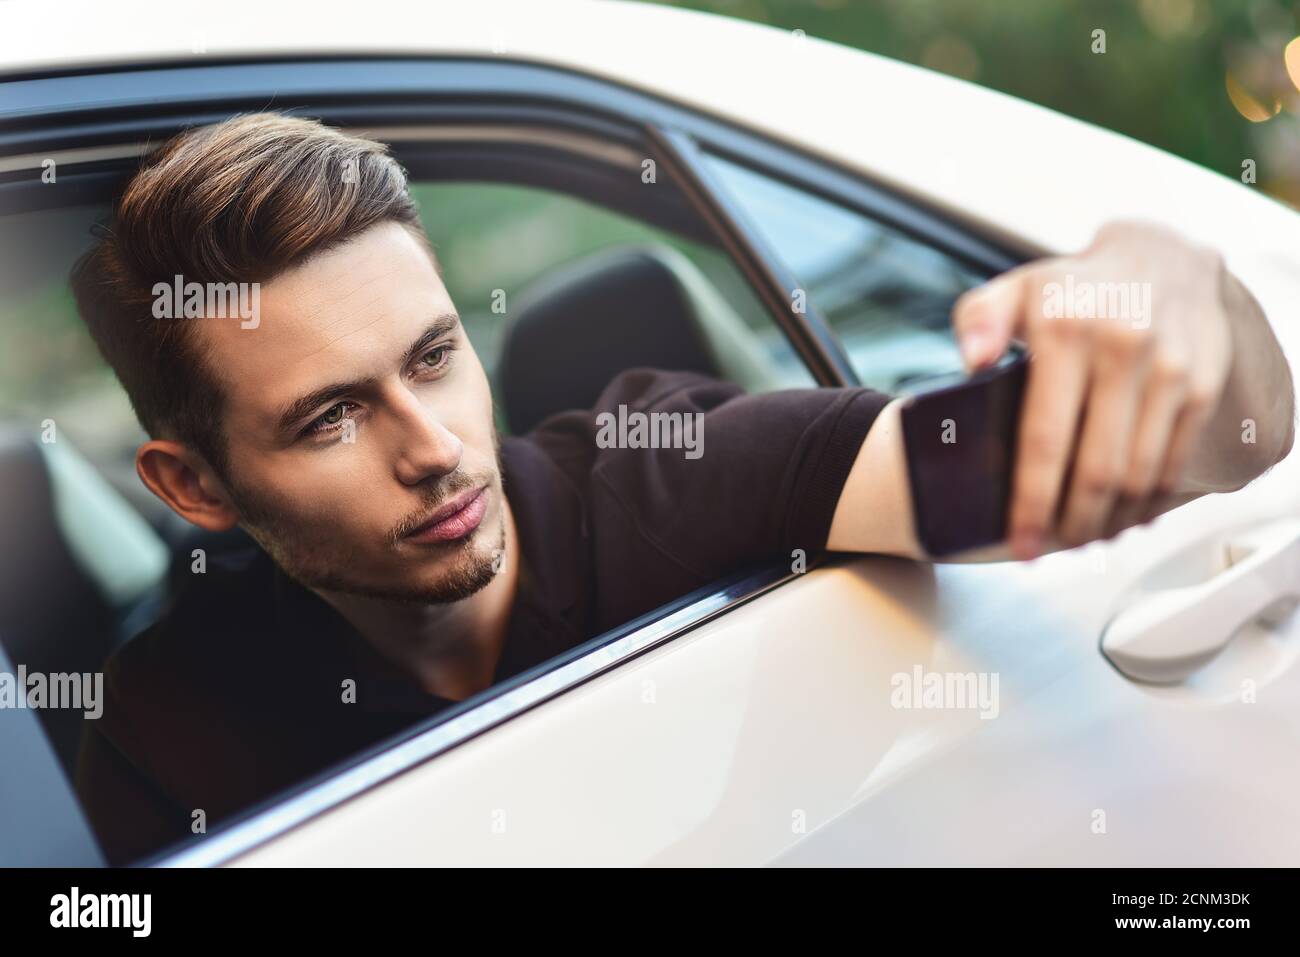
827,221,1296,562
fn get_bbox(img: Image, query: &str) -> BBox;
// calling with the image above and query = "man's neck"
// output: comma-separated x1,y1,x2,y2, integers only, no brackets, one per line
316,501,521,701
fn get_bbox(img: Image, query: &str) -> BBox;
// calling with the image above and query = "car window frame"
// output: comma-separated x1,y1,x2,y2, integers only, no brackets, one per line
0,55,1026,867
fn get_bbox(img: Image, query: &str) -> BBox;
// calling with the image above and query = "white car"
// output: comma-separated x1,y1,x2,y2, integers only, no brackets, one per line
1,0,1298,867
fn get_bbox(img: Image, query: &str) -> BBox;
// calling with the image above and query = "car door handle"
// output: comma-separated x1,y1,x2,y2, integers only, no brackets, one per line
1101,520,1300,684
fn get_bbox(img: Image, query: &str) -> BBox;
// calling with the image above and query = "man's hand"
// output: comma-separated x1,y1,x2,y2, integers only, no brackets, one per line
828,220,1295,562
951,220,1294,559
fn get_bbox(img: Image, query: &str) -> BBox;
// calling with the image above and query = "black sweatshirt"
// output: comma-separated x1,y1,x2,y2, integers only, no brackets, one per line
75,368,889,864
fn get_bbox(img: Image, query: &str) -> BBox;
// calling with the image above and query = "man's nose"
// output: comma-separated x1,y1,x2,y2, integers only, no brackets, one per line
389,390,463,487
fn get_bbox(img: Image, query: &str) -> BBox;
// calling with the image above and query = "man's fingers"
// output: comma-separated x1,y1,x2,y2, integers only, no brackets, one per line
1106,348,1193,534
952,267,1031,371
1118,354,1188,503
1132,392,1215,526
1007,319,1089,559
1057,329,1149,545
1156,384,1217,493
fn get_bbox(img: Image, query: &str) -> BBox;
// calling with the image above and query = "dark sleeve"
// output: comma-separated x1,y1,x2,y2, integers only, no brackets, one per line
528,367,891,610
74,659,191,865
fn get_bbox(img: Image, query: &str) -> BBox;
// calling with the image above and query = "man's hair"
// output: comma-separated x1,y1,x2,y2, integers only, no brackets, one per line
70,112,429,475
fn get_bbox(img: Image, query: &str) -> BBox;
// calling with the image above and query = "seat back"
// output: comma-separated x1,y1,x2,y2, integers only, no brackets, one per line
498,245,788,434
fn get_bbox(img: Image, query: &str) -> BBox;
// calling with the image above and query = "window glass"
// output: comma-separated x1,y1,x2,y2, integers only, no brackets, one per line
409,181,814,404
703,153,987,392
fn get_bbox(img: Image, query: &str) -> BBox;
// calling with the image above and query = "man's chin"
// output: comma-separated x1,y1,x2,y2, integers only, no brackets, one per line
325,540,500,605
261,522,503,606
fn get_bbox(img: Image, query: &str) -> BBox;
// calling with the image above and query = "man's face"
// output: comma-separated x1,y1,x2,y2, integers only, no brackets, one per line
193,220,504,603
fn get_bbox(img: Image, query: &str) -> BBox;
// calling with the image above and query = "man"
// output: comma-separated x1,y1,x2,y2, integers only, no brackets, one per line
71,113,1293,863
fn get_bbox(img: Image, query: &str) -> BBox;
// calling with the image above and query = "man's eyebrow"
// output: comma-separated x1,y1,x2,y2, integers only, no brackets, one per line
401,312,461,367
275,313,462,436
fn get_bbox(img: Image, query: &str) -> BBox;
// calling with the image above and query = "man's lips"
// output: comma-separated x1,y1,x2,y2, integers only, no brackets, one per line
403,486,489,544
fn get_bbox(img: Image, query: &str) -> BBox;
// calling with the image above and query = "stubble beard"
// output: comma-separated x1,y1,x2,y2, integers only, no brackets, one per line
229,462,507,605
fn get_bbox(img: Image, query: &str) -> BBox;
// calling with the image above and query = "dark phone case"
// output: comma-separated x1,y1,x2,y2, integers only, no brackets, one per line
900,351,1028,557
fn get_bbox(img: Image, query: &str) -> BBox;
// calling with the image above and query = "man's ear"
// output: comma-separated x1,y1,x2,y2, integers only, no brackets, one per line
136,440,239,531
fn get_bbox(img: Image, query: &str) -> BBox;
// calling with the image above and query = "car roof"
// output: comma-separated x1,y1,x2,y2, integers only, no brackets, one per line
2,0,1296,291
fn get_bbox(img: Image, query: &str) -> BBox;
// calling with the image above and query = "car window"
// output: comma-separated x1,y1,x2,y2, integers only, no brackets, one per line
410,181,814,413
701,153,987,392
0,174,813,865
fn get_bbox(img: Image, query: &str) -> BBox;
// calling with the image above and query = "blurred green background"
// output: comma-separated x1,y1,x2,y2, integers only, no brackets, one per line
657,0,1300,207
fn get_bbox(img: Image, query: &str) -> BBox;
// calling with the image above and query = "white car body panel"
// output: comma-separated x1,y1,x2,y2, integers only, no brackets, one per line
5,0,1298,865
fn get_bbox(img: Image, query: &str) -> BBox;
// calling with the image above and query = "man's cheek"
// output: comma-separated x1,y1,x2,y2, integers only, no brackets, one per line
265,477,369,538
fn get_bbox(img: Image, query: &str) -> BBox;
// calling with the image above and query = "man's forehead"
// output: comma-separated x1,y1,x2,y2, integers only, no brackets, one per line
262,248,406,347
251,223,443,340
191,222,454,419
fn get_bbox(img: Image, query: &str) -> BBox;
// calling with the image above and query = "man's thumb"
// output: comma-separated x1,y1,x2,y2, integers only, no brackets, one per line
952,270,1025,372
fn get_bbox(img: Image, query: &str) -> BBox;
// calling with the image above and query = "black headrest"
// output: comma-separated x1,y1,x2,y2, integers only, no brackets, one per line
498,248,720,435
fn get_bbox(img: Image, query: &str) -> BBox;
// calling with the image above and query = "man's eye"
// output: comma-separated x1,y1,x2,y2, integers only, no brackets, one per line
419,345,451,371
306,401,356,436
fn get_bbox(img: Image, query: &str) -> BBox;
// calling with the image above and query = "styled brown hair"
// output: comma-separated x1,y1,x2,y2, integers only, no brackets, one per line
71,112,429,475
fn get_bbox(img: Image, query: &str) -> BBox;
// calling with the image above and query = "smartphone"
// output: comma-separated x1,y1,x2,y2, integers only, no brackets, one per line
899,344,1029,557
